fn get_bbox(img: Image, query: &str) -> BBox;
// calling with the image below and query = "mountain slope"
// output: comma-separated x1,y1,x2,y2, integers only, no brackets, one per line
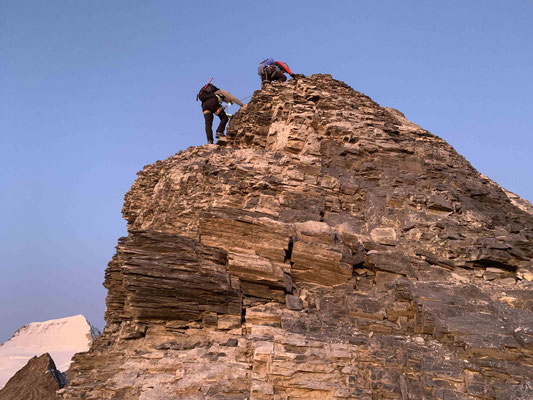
62,75,533,399
0,353,65,400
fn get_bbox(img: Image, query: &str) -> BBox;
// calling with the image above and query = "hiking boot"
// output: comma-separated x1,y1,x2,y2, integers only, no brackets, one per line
207,139,213,144
215,132,225,139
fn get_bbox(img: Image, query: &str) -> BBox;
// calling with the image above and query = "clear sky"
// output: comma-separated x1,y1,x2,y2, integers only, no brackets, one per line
1,1,532,342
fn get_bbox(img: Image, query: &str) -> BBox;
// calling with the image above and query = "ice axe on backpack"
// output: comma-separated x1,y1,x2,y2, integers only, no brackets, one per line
196,77,213,101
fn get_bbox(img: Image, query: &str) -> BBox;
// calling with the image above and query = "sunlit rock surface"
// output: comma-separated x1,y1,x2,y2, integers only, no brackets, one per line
62,75,533,399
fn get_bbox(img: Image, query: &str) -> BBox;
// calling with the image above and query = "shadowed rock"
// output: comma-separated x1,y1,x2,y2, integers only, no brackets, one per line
0,353,65,400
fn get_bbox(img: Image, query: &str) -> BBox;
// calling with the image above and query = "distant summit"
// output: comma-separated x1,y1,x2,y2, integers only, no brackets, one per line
0,314,100,389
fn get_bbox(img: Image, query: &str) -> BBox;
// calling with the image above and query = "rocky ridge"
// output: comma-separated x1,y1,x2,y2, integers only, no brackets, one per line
0,353,65,400
62,75,533,399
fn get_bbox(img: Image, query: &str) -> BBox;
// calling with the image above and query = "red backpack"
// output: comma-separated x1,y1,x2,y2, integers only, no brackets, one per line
276,61,293,75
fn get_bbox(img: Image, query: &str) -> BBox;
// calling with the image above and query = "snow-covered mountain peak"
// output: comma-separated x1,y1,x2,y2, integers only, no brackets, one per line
0,314,101,389
6,314,99,351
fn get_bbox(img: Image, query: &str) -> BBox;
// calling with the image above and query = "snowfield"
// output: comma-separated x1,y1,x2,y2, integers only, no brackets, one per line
0,314,100,388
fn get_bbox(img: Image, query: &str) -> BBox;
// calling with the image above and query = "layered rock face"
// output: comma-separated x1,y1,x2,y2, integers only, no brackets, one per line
63,75,533,399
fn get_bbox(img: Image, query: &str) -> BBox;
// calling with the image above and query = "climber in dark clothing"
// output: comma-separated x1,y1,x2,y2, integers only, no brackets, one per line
202,96,228,144
264,63,289,83
257,59,296,85
197,81,244,144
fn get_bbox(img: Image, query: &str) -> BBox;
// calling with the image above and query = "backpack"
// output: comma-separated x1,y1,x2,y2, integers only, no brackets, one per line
257,58,276,76
276,61,293,75
197,82,219,102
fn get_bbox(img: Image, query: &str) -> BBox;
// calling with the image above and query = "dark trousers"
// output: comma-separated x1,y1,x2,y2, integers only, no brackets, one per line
262,69,287,83
202,98,229,143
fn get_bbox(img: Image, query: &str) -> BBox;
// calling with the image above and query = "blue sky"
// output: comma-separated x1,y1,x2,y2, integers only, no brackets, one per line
1,1,532,342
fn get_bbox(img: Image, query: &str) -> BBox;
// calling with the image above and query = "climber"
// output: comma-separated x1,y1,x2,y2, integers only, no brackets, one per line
257,58,296,85
196,80,244,144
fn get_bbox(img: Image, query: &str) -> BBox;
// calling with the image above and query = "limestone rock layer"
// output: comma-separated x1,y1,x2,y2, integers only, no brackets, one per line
63,75,533,399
